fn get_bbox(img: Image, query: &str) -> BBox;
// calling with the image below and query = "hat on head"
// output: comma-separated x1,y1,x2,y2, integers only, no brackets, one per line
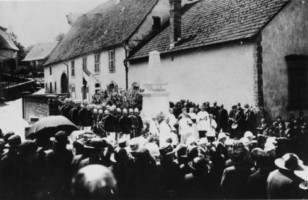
4,132,15,143
198,138,208,145
118,138,127,148
50,131,69,145
19,140,42,156
134,108,139,113
244,131,255,139
175,144,187,159
159,144,175,156
129,138,140,152
123,108,128,113
6,135,21,148
145,142,160,158
129,108,134,113
188,157,208,171
88,138,108,149
218,132,227,141
275,153,305,171
116,108,122,113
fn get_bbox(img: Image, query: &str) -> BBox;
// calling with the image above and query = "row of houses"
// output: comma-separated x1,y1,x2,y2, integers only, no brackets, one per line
43,0,308,119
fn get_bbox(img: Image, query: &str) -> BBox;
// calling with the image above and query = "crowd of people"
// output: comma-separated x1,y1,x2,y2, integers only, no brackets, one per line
0,99,307,200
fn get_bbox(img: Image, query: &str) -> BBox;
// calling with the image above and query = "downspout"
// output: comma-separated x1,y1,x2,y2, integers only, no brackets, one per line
123,42,129,90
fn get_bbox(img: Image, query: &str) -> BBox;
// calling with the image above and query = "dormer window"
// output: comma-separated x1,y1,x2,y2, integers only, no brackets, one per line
152,16,161,30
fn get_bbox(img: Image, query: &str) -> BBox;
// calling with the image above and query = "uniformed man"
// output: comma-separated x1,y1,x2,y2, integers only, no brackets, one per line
119,108,131,142
128,108,138,138
134,108,143,137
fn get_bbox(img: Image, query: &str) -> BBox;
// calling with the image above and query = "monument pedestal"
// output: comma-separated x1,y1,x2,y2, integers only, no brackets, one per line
141,91,170,119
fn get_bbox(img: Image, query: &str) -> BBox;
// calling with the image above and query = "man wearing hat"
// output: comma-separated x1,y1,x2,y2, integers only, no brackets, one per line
1,135,22,199
45,131,73,200
267,153,305,199
128,108,138,138
159,143,182,199
71,100,82,126
120,108,132,142
134,108,143,137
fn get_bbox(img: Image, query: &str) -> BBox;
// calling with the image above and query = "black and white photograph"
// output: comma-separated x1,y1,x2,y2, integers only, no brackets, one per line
0,0,307,199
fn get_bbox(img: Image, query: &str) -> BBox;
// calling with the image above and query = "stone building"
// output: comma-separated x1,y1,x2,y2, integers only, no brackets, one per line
127,0,308,119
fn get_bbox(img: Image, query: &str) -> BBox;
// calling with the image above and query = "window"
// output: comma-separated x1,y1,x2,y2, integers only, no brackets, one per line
95,83,101,94
50,82,52,93
71,60,75,77
94,54,100,73
108,50,115,72
286,55,308,109
45,83,48,92
55,82,57,93
49,67,52,75
152,16,161,30
82,56,87,71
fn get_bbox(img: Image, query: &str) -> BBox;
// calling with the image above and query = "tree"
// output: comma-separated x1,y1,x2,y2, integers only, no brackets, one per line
8,32,27,64
55,33,65,42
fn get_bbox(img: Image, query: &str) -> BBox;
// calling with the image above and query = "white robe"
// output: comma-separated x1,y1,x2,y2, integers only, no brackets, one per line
196,111,210,131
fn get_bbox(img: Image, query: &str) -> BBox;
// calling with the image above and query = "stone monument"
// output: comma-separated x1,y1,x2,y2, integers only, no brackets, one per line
141,51,170,119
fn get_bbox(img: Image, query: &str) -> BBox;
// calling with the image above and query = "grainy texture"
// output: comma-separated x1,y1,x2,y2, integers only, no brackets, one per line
23,42,58,62
129,0,289,59
45,0,158,66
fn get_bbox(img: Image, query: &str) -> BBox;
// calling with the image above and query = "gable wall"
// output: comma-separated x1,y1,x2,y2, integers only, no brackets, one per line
261,0,308,119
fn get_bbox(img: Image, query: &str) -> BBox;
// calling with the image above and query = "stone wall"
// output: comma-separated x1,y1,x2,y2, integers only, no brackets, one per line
22,94,62,122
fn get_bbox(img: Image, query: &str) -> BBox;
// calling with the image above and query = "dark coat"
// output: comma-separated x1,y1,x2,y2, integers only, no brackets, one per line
120,115,131,134
247,169,270,199
221,164,251,199
71,107,80,126
104,114,117,132
267,169,305,199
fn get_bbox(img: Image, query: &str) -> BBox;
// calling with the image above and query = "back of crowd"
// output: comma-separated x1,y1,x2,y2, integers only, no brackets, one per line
0,99,307,200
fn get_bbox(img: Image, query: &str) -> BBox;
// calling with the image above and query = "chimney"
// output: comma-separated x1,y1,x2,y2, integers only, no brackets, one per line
169,0,182,49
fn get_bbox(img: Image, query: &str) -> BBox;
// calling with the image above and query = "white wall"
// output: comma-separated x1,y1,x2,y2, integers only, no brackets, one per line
46,46,126,101
129,42,256,110
44,62,67,94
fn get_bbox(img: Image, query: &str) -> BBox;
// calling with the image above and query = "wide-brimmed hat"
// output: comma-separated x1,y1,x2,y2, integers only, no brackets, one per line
159,144,176,156
129,138,140,152
218,132,228,141
275,153,305,171
244,131,256,139
175,144,188,159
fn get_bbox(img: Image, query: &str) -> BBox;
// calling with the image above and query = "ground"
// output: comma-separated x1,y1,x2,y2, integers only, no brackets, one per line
0,89,45,140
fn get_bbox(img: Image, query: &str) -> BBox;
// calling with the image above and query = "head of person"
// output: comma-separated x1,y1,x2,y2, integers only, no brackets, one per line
50,131,69,149
237,103,241,109
71,165,117,200
19,140,40,158
6,135,21,150
299,111,304,118
182,107,187,114
189,107,194,113
122,108,127,116
218,132,227,144
169,108,174,114
129,108,134,115
189,156,209,175
4,131,15,143
200,105,205,111
134,108,139,115
275,153,305,172
116,108,122,114
276,115,282,123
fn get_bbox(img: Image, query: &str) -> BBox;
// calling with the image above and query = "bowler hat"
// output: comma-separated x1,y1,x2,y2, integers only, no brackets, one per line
275,153,305,171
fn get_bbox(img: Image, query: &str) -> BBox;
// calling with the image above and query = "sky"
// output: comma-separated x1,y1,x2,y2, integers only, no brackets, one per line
0,0,107,48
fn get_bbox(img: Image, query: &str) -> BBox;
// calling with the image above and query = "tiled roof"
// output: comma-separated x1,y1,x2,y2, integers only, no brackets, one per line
129,0,289,60
45,0,158,66
23,42,58,61
0,26,19,51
